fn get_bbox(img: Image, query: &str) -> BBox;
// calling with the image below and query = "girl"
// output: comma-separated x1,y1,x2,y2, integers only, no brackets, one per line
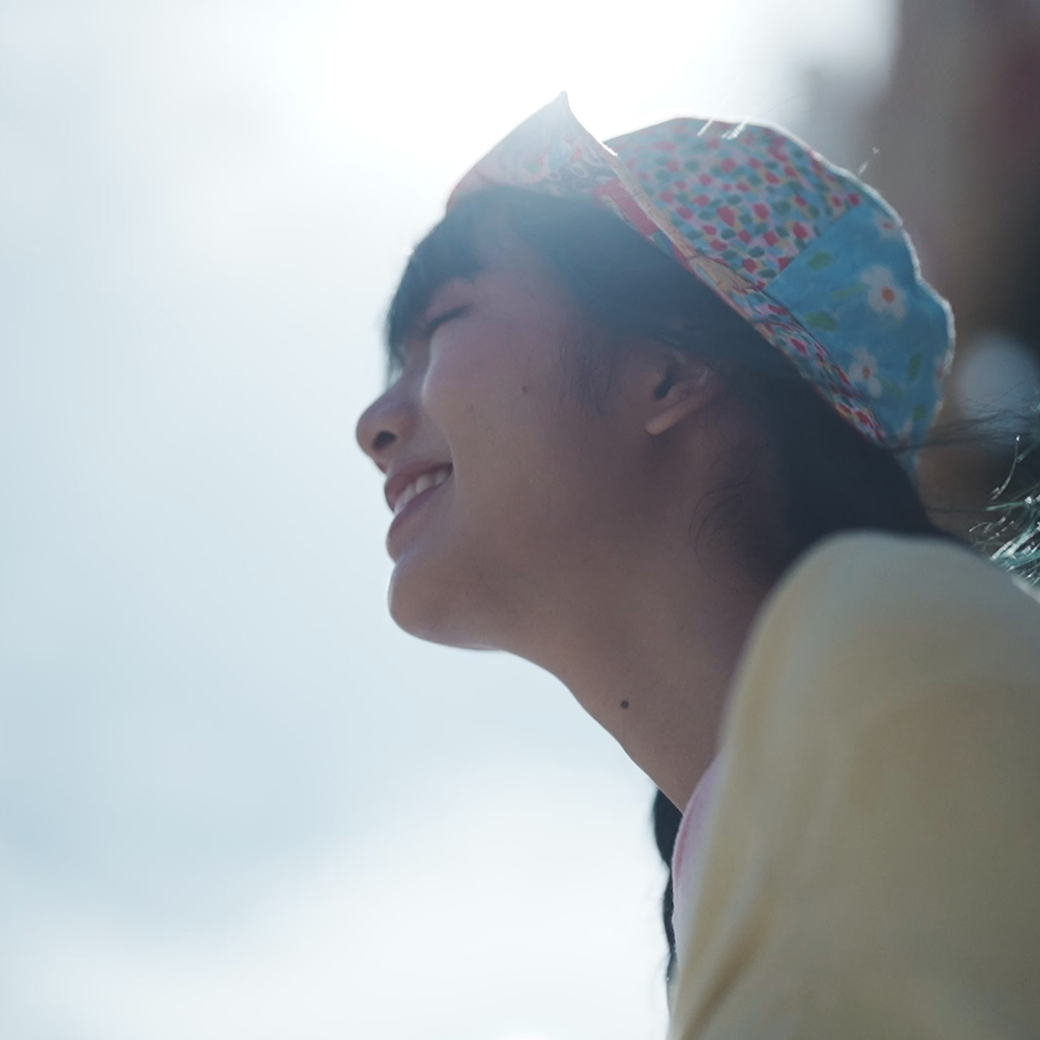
356,96,1040,1038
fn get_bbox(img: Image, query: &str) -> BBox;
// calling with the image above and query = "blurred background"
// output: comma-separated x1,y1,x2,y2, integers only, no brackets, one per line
2,1,1039,1038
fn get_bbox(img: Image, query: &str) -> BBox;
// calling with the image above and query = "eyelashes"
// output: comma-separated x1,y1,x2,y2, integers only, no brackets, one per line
395,303,470,374
421,304,469,340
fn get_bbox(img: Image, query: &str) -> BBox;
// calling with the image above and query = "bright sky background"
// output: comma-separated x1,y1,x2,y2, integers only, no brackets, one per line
0,1,895,1037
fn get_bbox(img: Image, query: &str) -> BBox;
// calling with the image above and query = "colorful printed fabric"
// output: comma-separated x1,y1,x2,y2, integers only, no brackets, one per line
449,94,954,449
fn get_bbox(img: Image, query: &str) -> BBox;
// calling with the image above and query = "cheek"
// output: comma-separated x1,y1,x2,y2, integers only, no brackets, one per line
429,340,610,523
420,334,494,436
420,321,558,473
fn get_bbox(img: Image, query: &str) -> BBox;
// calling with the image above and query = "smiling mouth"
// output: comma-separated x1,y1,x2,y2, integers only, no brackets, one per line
391,465,453,515
386,466,453,551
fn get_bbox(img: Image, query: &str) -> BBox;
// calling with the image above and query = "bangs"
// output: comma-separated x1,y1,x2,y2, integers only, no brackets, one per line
384,199,492,376
383,186,592,379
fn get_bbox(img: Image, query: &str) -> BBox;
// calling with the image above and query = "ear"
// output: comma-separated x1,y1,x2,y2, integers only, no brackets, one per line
643,352,722,436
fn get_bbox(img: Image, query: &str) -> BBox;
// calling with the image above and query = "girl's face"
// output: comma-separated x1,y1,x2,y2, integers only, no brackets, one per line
356,240,651,652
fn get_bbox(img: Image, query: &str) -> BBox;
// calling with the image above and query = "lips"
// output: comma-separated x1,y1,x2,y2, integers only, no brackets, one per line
389,465,453,515
384,461,453,553
385,460,454,512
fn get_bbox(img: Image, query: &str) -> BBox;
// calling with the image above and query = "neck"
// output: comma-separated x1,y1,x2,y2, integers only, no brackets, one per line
510,530,769,809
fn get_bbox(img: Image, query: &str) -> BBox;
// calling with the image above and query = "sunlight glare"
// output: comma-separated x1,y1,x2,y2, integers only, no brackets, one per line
315,0,722,164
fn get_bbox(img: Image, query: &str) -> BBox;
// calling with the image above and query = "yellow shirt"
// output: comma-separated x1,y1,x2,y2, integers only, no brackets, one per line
669,532,1040,1040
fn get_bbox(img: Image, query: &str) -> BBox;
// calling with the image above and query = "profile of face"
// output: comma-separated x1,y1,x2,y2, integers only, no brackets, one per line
357,237,610,651
356,230,732,659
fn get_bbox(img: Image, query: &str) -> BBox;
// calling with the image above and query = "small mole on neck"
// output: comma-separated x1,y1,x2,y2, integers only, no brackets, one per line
620,700,630,710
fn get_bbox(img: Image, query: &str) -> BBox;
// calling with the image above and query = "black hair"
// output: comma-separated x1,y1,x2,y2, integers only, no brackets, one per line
652,788,684,985
384,184,1037,986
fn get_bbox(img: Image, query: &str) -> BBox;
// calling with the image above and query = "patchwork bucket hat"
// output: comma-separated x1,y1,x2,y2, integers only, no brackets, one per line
448,94,954,450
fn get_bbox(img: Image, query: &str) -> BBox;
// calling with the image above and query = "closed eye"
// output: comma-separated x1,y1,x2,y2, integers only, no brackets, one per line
421,304,469,339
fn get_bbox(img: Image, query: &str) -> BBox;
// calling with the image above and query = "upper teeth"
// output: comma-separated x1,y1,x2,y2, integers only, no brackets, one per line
394,466,451,515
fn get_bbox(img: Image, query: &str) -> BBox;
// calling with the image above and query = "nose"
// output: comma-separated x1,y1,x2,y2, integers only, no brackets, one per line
356,383,415,472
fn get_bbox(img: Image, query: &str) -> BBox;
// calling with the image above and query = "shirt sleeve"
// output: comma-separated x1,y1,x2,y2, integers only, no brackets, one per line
668,532,1040,1040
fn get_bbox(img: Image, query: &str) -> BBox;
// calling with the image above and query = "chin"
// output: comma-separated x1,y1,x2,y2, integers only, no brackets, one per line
387,553,485,649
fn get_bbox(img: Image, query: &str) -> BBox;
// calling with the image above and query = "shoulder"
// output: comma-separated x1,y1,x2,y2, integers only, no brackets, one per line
732,531,1040,728
764,529,1040,648
670,537,1040,1036
715,531,1040,806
